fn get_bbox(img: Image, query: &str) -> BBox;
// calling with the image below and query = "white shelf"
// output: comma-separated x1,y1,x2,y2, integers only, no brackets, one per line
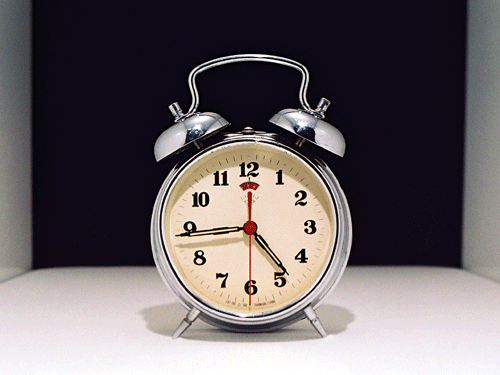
1,266,499,375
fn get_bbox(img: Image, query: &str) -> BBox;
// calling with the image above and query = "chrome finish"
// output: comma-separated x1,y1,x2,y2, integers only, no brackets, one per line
168,102,185,121
184,54,316,117
270,108,346,157
155,54,346,160
182,53,346,157
315,97,331,117
172,307,201,339
304,305,327,338
151,132,352,336
154,110,229,161
152,56,351,336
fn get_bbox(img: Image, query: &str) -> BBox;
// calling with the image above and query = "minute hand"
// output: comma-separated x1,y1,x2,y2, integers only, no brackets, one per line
253,232,289,275
176,225,243,237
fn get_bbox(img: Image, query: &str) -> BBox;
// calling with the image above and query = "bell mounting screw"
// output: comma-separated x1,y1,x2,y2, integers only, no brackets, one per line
169,102,185,122
315,97,331,118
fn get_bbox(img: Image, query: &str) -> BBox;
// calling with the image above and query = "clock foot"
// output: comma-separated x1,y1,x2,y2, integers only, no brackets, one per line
172,307,201,339
304,305,327,338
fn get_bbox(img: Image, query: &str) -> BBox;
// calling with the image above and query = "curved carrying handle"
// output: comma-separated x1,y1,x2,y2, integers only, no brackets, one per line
171,54,319,120
157,54,345,162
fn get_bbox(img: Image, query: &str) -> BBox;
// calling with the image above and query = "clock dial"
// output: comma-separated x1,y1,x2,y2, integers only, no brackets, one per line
160,140,337,317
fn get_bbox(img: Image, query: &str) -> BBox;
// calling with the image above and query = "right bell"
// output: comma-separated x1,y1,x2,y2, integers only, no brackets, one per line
269,97,346,157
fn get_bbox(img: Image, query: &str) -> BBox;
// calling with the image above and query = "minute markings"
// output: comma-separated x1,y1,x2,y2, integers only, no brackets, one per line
166,144,334,316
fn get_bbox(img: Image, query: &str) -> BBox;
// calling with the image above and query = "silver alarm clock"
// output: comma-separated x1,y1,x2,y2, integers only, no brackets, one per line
151,54,352,338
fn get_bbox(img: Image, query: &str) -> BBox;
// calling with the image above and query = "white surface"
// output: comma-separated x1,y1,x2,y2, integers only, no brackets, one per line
0,0,32,282
1,266,499,375
463,0,500,282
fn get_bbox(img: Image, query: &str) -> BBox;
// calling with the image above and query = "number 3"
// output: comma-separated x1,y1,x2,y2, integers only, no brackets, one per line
304,220,317,234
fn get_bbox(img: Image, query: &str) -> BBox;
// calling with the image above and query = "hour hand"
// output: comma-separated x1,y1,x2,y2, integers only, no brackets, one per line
253,233,289,275
176,225,243,237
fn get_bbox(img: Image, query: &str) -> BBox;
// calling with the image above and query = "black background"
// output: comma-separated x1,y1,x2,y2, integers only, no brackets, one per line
33,1,466,268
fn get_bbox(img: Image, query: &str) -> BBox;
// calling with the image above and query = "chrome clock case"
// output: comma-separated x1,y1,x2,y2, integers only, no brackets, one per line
151,54,352,338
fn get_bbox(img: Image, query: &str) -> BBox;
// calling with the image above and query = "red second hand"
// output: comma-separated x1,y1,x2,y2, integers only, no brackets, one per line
248,191,252,307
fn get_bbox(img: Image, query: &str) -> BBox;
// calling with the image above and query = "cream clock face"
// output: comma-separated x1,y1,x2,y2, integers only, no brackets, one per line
160,140,338,317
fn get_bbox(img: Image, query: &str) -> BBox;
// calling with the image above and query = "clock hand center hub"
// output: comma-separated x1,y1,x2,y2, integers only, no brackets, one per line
243,221,257,235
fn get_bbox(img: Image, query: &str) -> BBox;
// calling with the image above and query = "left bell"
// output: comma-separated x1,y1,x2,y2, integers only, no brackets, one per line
154,102,230,162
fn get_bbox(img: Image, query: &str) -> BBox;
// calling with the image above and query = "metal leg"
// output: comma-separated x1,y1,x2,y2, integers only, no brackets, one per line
172,307,201,339
304,305,327,338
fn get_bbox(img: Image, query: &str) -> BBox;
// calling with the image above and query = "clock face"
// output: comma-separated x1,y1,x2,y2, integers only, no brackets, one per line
159,140,338,317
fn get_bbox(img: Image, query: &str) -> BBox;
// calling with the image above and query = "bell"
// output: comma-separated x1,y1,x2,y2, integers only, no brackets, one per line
154,102,230,162
270,98,346,157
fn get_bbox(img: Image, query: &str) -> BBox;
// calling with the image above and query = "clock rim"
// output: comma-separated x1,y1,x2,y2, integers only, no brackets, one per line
151,133,352,332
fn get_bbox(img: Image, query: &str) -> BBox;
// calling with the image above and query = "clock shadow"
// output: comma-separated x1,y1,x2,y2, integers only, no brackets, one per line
140,303,355,342
175,236,243,249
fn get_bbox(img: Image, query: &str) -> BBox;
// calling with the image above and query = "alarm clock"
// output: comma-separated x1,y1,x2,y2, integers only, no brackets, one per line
151,54,352,339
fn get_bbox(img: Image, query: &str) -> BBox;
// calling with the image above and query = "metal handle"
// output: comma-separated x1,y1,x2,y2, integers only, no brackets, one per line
182,54,313,118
